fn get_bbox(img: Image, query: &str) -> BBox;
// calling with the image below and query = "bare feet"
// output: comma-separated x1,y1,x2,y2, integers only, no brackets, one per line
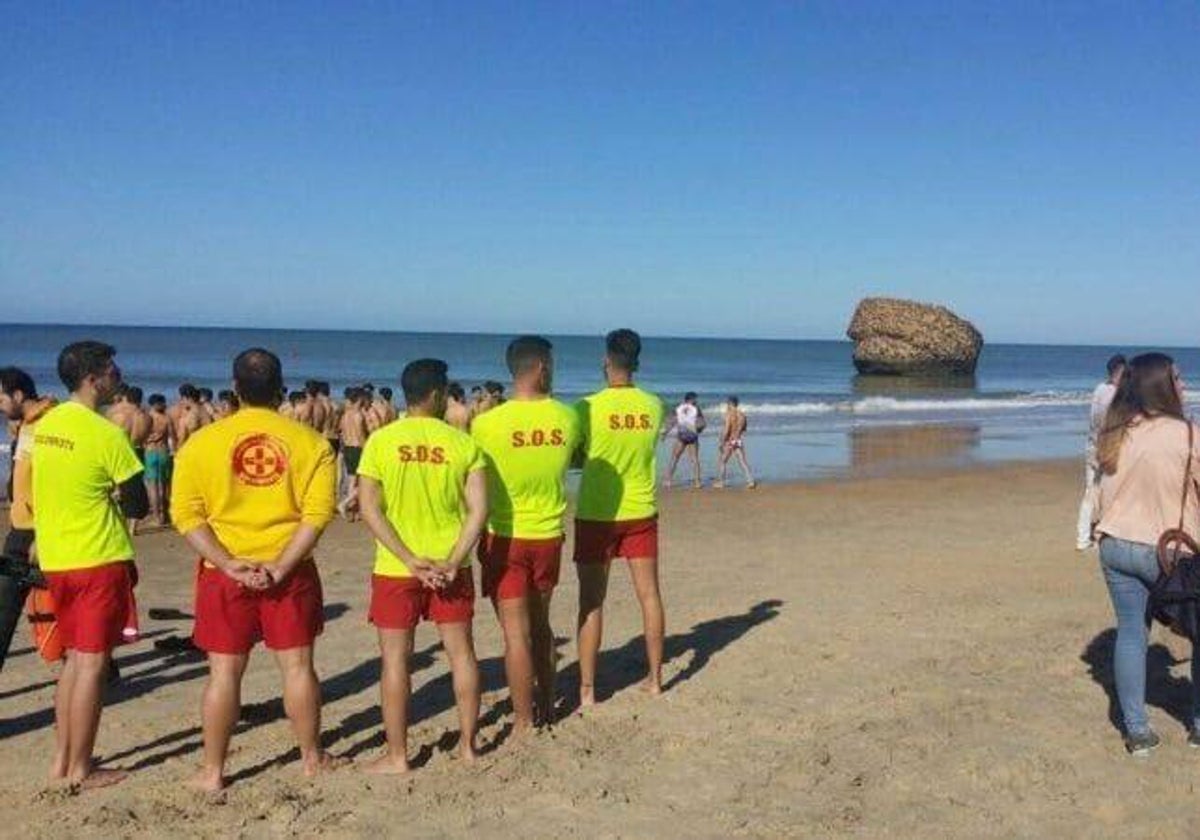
189,767,226,794
71,767,129,792
579,684,597,709
640,677,663,697
49,755,69,782
712,480,725,489
302,751,348,779
458,742,478,764
363,753,409,775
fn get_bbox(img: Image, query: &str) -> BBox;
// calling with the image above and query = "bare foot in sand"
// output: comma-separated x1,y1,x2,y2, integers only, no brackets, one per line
458,742,478,764
189,767,226,794
640,677,663,697
71,767,129,792
48,755,68,783
363,753,409,775
302,751,348,779
579,684,597,709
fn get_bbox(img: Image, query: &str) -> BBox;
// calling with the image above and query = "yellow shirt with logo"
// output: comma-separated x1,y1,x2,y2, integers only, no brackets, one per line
357,416,484,578
575,386,665,522
470,397,580,539
32,401,143,571
170,407,337,562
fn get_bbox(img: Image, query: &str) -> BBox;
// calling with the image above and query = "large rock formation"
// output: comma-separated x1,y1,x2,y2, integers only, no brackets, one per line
847,298,983,376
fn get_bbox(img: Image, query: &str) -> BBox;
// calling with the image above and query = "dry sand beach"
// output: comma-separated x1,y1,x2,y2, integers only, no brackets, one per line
0,460,1192,838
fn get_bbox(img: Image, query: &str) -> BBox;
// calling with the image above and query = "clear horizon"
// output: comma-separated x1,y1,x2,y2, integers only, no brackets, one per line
4,4,1199,346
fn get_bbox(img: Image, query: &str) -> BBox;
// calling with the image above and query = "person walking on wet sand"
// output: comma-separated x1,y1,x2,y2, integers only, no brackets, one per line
664,391,705,489
714,395,756,489
171,348,340,791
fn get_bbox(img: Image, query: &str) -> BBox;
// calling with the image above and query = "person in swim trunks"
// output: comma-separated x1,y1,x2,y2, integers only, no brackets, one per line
664,391,705,489
171,348,340,792
574,329,667,706
338,388,370,520
109,386,152,533
471,336,580,730
143,394,175,526
356,358,486,773
33,341,149,790
714,395,756,489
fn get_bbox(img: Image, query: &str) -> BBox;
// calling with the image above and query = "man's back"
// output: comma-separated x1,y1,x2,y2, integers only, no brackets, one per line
171,407,337,562
471,398,580,538
357,416,482,574
575,386,665,522
33,401,142,571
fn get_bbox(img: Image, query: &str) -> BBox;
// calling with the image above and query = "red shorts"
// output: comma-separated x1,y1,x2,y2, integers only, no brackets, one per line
193,560,324,654
478,533,563,601
43,561,140,654
369,569,475,630
573,516,659,563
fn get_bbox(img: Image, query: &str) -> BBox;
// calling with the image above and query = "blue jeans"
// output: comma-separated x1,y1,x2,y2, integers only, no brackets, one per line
1099,536,1200,734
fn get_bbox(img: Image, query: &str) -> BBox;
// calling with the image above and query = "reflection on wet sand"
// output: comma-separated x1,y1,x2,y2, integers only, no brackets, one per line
849,423,981,475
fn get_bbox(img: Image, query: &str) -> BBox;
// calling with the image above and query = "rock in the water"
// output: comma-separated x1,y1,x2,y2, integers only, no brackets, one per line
847,298,983,376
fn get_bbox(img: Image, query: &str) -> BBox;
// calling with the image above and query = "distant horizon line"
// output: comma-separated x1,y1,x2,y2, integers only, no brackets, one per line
0,319,1183,351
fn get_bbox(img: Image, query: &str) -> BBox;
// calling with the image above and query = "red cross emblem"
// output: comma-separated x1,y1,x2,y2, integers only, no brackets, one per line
232,434,288,487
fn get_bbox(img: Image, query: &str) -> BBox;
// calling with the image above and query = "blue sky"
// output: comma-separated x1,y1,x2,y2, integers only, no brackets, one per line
3,2,1198,344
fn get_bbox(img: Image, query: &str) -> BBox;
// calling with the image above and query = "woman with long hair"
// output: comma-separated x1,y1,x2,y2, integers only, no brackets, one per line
1095,352,1200,755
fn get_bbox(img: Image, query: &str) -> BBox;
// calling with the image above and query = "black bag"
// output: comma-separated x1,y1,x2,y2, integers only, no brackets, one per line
1148,424,1200,639
0,553,40,672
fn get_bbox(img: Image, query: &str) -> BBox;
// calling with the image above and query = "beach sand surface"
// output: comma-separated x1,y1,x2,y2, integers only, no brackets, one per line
0,461,1191,838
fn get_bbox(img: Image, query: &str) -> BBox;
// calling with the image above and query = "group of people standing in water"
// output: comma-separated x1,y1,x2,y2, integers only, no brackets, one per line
1080,352,1200,756
0,329,675,791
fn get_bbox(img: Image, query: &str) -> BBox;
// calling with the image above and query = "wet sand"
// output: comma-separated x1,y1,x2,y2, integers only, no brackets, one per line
0,460,1190,838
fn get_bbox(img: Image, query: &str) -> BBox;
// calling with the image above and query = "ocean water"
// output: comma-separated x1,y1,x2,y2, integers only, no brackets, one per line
2,324,1198,482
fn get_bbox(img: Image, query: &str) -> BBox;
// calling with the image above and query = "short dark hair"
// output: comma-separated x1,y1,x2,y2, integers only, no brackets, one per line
1108,354,1128,376
684,391,698,403
506,335,553,377
401,359,449,405
197,387,213,402
605,328,641,373
470,385,482,395
233,348,285,407
127,385,144,405
179,383,200,401
305,380,320,397
317,381,331,397
343,386,356,400
0,367,37,400
217,389,236,403
379,386,393,400
288,390,306,405
148,393,167,407
484,380,504,396
447,382,465,401
58,341,117,392
728,395,739,407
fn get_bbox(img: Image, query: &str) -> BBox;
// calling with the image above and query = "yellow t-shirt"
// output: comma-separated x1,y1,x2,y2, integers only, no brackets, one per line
170,407,337,562
31,401,143,571
575,386,666,522
10,398,56,530
470,397,581,539
357,415,484,578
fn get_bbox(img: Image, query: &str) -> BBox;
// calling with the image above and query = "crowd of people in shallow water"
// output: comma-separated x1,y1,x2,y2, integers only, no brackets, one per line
0,328,761,793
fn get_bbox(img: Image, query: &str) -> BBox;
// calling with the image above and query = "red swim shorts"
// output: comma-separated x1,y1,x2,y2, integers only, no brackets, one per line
478,533,563,601
572,516,659,564
193,560,324,654
369,568,475,630
43,561,140,654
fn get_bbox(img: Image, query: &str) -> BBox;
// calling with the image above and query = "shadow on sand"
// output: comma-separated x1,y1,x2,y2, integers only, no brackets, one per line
1081,628,1195,734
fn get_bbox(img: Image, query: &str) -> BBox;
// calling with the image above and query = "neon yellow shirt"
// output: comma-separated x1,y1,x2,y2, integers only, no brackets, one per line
470,397,581,539
32,401,143,571
357,415,484,578
170,408,337,563
575,386,665,522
